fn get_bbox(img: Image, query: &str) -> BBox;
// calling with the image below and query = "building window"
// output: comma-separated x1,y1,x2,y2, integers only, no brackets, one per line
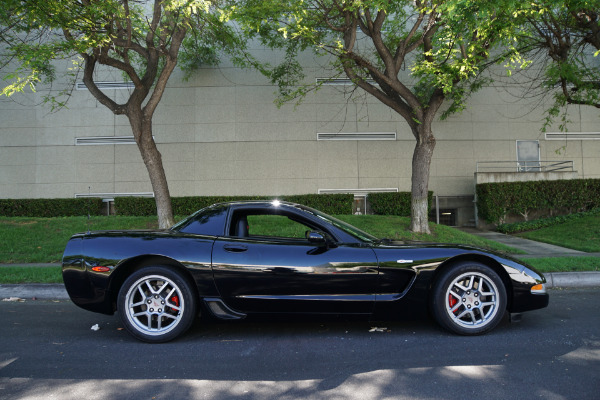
516,140,540,172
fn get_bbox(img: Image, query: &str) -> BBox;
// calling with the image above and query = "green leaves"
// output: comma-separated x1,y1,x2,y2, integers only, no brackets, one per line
0,1,237,99
477,179,600,226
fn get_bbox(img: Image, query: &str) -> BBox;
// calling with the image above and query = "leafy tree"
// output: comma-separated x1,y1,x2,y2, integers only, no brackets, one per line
231,0,521,233
0,0,235,228
516,0,600,131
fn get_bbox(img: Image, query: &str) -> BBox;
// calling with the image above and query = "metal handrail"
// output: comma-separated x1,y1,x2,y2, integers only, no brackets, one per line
475,160,574,173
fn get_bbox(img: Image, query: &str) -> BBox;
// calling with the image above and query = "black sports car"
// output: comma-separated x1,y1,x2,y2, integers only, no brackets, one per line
62,200,548,342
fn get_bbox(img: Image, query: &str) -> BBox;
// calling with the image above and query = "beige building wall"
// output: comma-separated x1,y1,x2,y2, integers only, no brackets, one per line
1,55,598,210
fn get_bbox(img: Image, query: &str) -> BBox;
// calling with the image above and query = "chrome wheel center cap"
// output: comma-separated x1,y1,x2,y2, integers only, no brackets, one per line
147,297,164,313
462,291,480,309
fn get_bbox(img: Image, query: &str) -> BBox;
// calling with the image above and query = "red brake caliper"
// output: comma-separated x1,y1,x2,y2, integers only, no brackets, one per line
448,295,457,308
170,295,180,312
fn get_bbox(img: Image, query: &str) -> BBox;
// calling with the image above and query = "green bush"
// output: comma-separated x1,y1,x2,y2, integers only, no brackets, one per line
369,192,432,216
0,198,103,217
115,194,354,216
477,179,600,225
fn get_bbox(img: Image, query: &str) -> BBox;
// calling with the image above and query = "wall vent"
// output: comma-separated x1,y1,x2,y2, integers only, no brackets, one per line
76,136,138,145
76,81,135,90
75,192,154,200
545,132,600,140
317,132,396,141
316,78,377,86
318,188,398,195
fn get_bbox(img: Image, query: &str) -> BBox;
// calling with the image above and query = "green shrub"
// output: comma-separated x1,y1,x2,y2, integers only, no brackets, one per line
0,198,103,217
369,192,432,216
115,194,354,216
477,179,600,225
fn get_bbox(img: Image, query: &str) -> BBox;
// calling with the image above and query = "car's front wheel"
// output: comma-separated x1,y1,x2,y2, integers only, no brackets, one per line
431,262,506,335
117,266,196,343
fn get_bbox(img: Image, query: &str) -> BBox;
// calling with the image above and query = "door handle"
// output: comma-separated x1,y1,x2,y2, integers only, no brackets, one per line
223,244,248,253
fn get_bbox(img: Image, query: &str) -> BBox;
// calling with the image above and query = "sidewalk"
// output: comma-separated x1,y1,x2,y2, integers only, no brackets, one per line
1,230,599,301
460,227,600,288
459,227,600,258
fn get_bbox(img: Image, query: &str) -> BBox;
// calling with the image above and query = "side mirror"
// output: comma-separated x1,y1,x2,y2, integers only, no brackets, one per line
306,230,327,245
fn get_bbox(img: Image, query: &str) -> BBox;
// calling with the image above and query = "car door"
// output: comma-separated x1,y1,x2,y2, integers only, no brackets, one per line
211,212,379,315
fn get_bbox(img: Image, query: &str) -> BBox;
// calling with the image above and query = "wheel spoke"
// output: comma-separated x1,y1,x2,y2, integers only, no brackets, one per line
155,281,168,296
144,281,156,295
466,275,474,290
467,311,476,323
450,303,462,313
166,287,176,300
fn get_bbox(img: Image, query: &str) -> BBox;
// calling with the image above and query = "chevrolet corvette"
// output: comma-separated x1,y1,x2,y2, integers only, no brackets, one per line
62,200,548,342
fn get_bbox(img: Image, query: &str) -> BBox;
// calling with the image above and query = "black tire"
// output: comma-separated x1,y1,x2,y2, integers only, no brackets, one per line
431,262,506,335
117,266,197,343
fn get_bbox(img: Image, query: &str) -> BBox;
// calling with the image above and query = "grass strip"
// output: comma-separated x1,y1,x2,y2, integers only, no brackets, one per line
0,266,63,284
0,216,159,263
517,214,600,252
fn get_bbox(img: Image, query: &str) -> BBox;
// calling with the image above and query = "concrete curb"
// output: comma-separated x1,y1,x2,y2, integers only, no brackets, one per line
0,284,69,300
545,272,600,288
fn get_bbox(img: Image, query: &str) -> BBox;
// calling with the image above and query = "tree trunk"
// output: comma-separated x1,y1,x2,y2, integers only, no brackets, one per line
129,111,174,229
410,123,436,234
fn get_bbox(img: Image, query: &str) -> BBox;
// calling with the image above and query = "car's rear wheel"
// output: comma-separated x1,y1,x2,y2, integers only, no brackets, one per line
117,266,196,343
431,262,506,335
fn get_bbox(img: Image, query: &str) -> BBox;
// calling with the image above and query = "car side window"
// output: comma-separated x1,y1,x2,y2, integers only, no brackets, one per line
175,205,228,236
246,214,309,239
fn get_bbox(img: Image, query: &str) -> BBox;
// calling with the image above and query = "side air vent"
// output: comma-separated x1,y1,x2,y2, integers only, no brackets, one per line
317,132,396,141
76,81,135,90
545,132,600,140
76,136,138,145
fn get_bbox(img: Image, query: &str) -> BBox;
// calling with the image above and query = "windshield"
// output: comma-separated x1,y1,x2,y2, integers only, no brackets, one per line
298,205,379,243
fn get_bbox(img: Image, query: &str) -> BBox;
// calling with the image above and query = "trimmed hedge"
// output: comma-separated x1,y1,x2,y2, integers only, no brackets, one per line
1,191,422,218
477,179,600,225
369,191,433,216
0,198,103,217
114,194,355,216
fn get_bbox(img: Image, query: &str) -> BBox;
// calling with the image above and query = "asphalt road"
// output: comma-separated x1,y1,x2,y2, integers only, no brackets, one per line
1,288,599,400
